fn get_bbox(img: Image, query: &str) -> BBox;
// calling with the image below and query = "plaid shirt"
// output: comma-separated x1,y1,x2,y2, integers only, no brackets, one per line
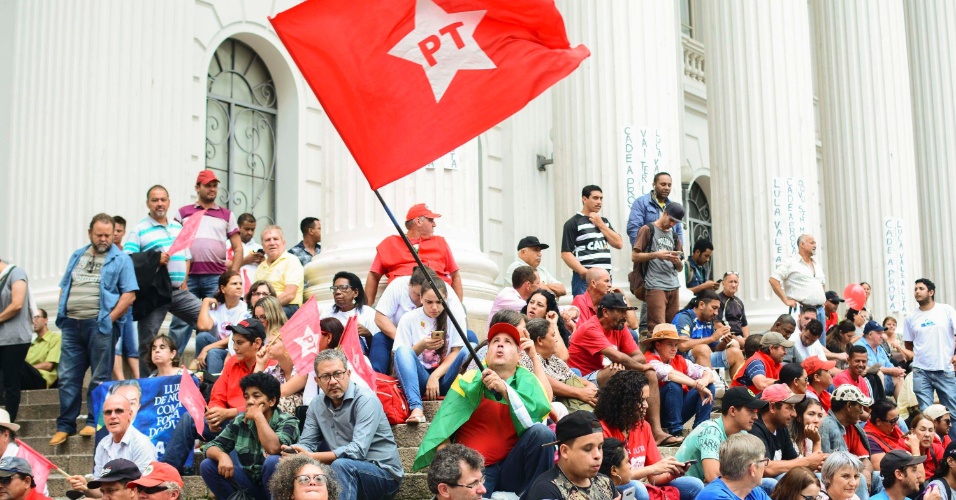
202,409,300,482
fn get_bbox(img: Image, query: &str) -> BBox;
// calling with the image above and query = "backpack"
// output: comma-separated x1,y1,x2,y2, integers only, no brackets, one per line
628,224,679,300
374,373,411,425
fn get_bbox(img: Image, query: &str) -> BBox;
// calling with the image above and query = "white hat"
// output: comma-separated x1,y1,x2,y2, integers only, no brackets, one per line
924,404,950,422
0,409,20,433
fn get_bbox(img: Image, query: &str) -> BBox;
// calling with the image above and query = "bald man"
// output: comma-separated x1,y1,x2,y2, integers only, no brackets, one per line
571,268,638,330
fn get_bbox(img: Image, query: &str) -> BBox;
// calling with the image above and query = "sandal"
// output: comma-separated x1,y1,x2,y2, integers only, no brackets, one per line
405,411,426,424
656,434,684,447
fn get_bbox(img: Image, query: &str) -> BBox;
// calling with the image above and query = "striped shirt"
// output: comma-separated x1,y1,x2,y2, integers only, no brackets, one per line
176,204,238,276
560,213,614,271
124,217,190,286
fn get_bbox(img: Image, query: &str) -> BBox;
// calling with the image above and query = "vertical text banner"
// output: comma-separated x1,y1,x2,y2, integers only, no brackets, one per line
883,217,909,315
622,127,664,222
771,178,808,268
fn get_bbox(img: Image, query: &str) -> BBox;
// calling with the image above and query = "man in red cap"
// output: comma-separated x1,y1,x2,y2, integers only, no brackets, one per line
365,203,462,302
802,356,837,412
126,462,184,500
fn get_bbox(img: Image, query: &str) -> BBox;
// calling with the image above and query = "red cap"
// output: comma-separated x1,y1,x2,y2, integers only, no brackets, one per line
487,322,522,345
126,462,184,489
801,356,837,375
196,169,220,185
405,203,441,221
760,384,805,404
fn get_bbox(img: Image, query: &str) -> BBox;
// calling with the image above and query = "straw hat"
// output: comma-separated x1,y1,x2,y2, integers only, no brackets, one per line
640,323,683,349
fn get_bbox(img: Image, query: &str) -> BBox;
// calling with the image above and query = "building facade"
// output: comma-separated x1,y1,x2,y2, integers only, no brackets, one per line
1,0,953,334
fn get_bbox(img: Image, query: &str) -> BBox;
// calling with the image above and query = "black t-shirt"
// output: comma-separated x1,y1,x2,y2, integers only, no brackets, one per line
560,213,614,272
520,466,617,500
717,293,749,335
751,417,799,461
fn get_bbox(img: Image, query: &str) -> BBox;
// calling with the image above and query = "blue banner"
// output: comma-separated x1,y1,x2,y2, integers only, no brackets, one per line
90,375,199,469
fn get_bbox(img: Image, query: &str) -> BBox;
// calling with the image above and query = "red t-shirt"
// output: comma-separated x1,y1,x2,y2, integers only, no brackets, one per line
845,424,870,457
567,316,640,375
807,386,832,412
455,397,517,466
371,235,458,283
832,370,871,398
601,420,661,469
826,311,838,333
209,355,253,409
571,293,597,323
26,488,53,500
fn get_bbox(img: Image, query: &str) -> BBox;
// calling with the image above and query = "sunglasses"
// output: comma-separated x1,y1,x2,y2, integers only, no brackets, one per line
294,474,327,486
135,485,168,495
0,476,19,485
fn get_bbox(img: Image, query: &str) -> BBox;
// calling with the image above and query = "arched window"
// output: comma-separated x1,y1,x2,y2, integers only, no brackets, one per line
684,181,712,245
205,38,277,225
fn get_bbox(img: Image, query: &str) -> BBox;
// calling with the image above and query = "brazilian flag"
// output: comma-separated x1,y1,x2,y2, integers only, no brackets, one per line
413,366,552,470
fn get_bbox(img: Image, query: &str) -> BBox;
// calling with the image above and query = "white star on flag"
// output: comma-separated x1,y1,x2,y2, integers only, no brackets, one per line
294,326,319,358
388,0,496,102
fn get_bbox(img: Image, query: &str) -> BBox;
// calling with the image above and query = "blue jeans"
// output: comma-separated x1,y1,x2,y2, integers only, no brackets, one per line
482,423,556,497
369,333,394,374
622,476,704,500
571,273,586,297
160,411,219,470
57,318,117,432
282,304,299,319
200,450,273,500
114,309,138,358
393,347,468,411
331,458,401,500
659,381,715,436
167,274,221,358
194,332,229,375
912,368,956,442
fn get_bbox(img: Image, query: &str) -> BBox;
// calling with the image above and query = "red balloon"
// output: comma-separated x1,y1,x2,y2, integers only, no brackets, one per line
843,284,866,310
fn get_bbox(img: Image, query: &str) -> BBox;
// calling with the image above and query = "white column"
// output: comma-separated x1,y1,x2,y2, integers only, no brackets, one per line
551,0,684,289
303,134,499,331
701,1,821,329
813,0,923,317
904,0,956,305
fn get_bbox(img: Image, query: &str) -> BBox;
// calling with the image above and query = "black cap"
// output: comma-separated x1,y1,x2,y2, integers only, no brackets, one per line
542,411,603,447
879,450,926,480
598,292,637,311
721,387,769,412
664,202,685,220
88,459,141,488
226,318,267,342
826,291,844,303
517,236,549,251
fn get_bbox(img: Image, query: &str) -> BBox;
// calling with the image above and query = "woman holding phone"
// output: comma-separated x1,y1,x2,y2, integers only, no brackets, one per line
392,279,469,423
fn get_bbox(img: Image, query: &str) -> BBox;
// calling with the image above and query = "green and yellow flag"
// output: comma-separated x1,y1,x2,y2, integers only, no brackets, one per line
413,366,552,470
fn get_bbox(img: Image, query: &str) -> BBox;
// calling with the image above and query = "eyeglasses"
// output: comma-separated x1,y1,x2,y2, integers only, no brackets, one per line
251,291,271,297
316,370,348,383
802,495,822,500
329,285,353,292
754,458,770,467
103,408,126,416
452,476,486,489
135,486,168,495
794,377,809,383
294,474,327,486
886,416,900,425
256,315,267,322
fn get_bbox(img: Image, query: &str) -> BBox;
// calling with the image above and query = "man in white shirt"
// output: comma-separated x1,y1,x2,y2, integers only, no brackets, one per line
903,278,956,443
504,236,566,297
227,213,264,291
487,266,539,327
769,234,827,340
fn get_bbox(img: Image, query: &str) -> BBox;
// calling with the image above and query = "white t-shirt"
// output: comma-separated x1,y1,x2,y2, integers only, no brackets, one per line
321,305,381,335
374,275,467,330
793,338,828,363
228,239,262,290
206,301,250,354
902,303,956,372
393,307,465,370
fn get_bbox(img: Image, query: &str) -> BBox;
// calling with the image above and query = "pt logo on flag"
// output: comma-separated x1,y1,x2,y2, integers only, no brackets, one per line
389,0,495,102
293,326,319,358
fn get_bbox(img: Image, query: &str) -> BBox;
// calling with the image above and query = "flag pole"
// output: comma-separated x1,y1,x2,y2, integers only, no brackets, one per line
372,190,483,368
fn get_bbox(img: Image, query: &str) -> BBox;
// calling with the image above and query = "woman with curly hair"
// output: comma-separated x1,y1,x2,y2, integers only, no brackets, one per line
594,370,704,500
522,288,573,349
269,455,340,500
770,466,821,500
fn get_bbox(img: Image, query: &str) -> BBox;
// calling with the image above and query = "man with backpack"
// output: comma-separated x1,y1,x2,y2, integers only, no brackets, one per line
631,202,685,333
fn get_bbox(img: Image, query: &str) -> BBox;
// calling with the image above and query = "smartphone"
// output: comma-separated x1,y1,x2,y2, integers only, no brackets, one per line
283,446,298,454
683,460,698,468
622,487,636,500
431,330,445,341
255,249,265,254
716,279,723,284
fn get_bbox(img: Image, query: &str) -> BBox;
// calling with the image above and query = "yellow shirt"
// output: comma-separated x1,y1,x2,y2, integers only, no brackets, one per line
25,331,61,387
254,252,304,305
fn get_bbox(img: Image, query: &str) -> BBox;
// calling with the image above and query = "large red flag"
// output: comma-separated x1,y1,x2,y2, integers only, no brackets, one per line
340,316,377,392
16,439,56,491
270,0,589,189
167,209,205,256
179,370,207,436
280,296,324,375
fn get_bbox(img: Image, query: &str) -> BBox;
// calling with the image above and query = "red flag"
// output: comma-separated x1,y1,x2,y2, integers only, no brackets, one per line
179,370,206,436
280,296,324,375
167,209,205,256
270,0,589,189
340,316,377,392
16,439,56,491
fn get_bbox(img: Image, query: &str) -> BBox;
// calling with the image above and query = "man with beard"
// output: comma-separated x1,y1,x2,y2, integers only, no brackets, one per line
522,411,616,500
750,385,826,485
871,451,930,500
626,172,684,246
769,234,827,329
50,214,137,446
903,278,956,443
674,290,744,373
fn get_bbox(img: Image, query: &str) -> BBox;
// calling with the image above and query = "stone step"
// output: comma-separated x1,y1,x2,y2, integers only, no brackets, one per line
394,473,428,500
21,389,67,406
392,422,429,449
17,418,88,438
20,436,94,456
18,403,63,420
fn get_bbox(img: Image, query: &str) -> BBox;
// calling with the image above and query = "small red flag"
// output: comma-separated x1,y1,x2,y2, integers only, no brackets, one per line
281,296,324,375
167,209,205,256
178,370,206,436
16,439,56,491
340,316,377,392
270,0,589,189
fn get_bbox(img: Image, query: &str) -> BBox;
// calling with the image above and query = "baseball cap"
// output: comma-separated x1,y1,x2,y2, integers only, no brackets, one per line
831,384,874,406
879,450,926,479
722,387,769,412
923,404,949,421
863,320,886,335
802,357,836,375
487,322,522,346
598,292,638,311
0,457,32,478
127,462,184,489
944,442,956,462
826,291,844,303
543,411,604,447
664,202,685,220
760,384,805,404
517,236,549,251
405,203,441,221
88,459,141,489
195,169,219,185
760,331,795,348
226,318,266,342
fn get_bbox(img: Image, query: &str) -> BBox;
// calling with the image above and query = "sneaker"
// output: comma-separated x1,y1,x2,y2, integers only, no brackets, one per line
78,425,96,437
49,431,69,446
